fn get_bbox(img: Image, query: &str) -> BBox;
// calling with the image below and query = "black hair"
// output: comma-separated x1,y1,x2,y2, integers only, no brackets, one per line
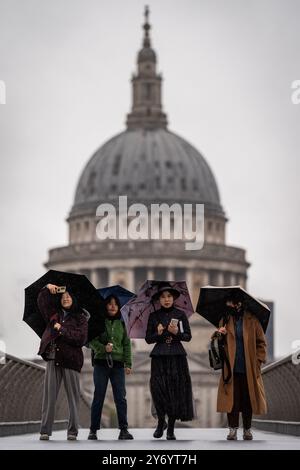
59,289,82,316
226,290,244,306
152,283,180,302
104,294,121,316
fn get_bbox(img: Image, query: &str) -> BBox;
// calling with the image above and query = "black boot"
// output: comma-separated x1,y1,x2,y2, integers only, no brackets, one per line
87,430,98,440
118,428,134,440
153,418,168,438
166,417,176,440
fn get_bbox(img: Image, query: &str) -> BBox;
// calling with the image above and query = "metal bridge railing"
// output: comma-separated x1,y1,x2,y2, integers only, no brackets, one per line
253,353,300,436
0,353,91,436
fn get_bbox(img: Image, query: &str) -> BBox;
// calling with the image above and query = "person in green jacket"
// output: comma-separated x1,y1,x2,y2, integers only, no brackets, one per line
88,294,134,440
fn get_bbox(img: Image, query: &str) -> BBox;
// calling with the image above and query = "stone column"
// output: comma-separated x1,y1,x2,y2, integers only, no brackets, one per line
230,273,237,285
147,268,154,280
201,271,209,286
166,268,174,281
185,269,197,306
217,271,224,287
185,269,194,294
109,268,134,291
239,274,246,288
90,269,99,288
125,269,135,291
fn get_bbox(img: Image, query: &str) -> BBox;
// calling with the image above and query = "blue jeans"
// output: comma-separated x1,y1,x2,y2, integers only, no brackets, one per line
90,364,128,431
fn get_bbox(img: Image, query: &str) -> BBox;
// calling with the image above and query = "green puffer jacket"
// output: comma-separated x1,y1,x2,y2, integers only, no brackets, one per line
89,317,132,368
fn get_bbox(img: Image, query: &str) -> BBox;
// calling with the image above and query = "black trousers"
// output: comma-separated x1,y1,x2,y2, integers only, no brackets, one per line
227,373,252,429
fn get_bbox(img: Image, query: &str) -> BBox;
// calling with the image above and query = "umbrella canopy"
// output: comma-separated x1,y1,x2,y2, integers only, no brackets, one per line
121,280,194,338
23,270,106,341
196,285,271,333
98,285,136,308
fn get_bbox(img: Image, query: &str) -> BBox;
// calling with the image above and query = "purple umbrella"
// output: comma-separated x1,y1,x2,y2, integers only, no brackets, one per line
121,280,194,338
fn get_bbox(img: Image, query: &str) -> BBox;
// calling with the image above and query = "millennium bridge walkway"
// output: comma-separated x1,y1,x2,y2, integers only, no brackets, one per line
0,353,299,450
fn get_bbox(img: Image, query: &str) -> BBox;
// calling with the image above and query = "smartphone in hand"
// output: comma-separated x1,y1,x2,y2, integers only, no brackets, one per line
56,286,66,293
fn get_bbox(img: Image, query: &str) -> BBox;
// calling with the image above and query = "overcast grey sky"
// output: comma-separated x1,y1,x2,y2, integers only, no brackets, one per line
0,0,299,359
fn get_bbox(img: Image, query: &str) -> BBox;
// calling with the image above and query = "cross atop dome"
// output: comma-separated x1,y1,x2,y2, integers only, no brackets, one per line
142,5,151,48
126,6,168,130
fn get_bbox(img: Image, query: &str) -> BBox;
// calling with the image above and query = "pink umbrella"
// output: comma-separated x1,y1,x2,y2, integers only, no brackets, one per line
121,280,194,338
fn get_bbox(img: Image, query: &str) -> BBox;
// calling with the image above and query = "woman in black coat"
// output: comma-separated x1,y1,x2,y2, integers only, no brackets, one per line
37,284,88,441
145,285,194,440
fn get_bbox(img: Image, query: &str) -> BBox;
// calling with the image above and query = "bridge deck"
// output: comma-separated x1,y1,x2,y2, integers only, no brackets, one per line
0,428,299,450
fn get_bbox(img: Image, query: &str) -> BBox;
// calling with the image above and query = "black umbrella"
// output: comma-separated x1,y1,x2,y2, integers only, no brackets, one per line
196,285,271,333
23,270,106,341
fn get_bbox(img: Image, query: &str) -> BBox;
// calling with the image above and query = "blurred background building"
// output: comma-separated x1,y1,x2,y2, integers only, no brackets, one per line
44,7,273,428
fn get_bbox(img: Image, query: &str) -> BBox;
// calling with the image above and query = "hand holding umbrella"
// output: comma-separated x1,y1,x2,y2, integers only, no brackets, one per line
23,270,106,341
196,285,271,333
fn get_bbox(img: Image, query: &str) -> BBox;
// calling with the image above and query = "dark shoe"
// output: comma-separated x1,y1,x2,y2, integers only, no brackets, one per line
88,431,98,440
67,434,77,441
118,428,134,440
243,429,253,440
166,418,176,440
166,431,176,440
153,420,168,438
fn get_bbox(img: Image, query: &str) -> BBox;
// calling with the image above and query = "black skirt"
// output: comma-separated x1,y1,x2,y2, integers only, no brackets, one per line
150,355,194,421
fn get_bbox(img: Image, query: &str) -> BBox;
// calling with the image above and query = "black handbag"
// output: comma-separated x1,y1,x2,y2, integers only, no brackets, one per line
45,339,56,360
209,334,223,370
209,317,232,384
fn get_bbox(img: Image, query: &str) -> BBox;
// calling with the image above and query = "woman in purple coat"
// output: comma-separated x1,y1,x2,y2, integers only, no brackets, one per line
37,283,88,441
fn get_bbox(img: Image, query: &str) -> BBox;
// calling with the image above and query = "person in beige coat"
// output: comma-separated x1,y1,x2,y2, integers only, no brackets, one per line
216,296,267,441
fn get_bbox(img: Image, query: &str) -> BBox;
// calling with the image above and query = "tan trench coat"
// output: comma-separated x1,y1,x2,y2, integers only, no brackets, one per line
216,311,267,415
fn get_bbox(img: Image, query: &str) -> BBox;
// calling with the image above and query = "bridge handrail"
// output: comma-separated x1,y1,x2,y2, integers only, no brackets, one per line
0,352,91,436
262,353,293,373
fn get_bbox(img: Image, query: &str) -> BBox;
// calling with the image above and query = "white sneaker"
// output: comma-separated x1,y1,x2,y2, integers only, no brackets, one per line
226,428,238,440
243,429,253,440
39,434,49,441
